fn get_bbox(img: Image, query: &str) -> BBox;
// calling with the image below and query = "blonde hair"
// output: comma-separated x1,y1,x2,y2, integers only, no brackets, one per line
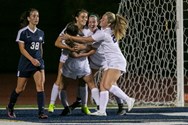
104,12,128,41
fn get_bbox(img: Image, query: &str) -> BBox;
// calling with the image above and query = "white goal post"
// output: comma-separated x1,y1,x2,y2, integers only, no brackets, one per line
106,0,185,107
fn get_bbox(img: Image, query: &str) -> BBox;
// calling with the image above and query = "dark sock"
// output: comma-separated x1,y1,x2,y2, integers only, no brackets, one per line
97,105,99,110
76,97,81,102
8,90,19,109
118,103,124,110
37,91,45,115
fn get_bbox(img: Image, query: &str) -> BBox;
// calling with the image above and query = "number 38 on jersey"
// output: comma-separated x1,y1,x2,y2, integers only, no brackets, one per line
30,42,40,50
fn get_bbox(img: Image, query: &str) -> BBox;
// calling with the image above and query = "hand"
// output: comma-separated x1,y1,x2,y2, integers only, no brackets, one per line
71,52,79,58
60,34,71,40
74,43,86,52
31,58,41,67
73,44,80,52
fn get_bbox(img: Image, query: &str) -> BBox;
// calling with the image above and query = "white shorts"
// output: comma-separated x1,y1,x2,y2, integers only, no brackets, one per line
59,50,69,63
89,59,107,70
63,57,91,79
89,52,107,70
105,59,127,73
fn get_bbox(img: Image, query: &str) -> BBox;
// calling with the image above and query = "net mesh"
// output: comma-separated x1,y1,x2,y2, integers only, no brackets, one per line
111,0,178,106
93,0,187,107
184,0,188,85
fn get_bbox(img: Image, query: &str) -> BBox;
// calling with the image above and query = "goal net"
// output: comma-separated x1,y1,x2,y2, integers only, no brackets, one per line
184,0,188,86
104,0,185,107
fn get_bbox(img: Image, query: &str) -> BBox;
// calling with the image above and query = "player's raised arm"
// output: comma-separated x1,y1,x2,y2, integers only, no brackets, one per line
61,33,94,43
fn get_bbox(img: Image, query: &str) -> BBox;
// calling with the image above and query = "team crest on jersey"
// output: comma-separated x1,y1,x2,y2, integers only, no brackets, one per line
39,37,43,41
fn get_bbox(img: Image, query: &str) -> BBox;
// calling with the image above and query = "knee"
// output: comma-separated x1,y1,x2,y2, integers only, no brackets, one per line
15,88,24,93
100,83,109,91
36,83,44,91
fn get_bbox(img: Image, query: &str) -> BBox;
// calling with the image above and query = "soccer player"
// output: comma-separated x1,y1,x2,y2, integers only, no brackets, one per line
61,11,135,116
49,9,92,115
73,13,127,115
55,22,100,116
6,8,48,119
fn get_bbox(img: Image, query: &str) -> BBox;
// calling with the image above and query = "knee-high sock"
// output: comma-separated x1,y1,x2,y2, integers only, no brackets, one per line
79,85,88,106
99,91,109,112
113,82,124,105
61,90,69,107
50,83,59,104
58,91,61,100
109,85,130,103
91,88,100,105
8,90,20,109
37,91,45,115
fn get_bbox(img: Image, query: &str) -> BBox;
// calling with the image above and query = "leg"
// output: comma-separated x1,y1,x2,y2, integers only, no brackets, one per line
7,77,28,118
48,62,64,113
33,70,48,119
83,74,100,106
60,75,74,116
103,69,135,112
90,71,109,116
115,96,126,115
69,79,87,112
114,82,126,115
91,69,135,116
77,78,91,115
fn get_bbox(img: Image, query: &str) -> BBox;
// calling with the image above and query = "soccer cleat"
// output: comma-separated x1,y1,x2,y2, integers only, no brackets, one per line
117,104,126,115
60,106,71,116
69,100,81,111
6,106,16,118
117,108,126,115
127,98,135,112
90,110,107,116
48,104,55,113
81,106,91,115
38,114,48,119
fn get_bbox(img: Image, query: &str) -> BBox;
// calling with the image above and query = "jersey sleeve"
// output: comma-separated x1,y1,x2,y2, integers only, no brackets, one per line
16,30,25,43
91,30,105,42
41,31,45,44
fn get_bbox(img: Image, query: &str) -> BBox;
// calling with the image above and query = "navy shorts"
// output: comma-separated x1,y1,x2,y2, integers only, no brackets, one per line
17,69,41,78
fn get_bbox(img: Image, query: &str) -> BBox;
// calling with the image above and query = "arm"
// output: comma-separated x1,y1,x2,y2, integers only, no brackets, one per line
72,49,96,58
55,36,74,51
73,42,88,52
61,34,95,43
40,43,43,58
18,42,40,66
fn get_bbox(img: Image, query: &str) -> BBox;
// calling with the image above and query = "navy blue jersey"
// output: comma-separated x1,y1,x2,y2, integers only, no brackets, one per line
16,26,45,71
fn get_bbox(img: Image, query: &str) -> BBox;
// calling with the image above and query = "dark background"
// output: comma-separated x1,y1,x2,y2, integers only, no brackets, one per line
0,0,120,73
0,0,121,105
0,0,188,106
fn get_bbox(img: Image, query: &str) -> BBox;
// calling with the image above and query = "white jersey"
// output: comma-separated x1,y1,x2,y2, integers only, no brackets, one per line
62,27,92,79
84,28,107,70
59,25,88,63
59,25,70,62
91,28,127,72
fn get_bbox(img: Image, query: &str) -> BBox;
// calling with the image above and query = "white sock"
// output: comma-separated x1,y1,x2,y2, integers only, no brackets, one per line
99,91,109,113
58,91,61,100
113,82,124,104
50,83,59,104
91,88,100,105
109,85,130,103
